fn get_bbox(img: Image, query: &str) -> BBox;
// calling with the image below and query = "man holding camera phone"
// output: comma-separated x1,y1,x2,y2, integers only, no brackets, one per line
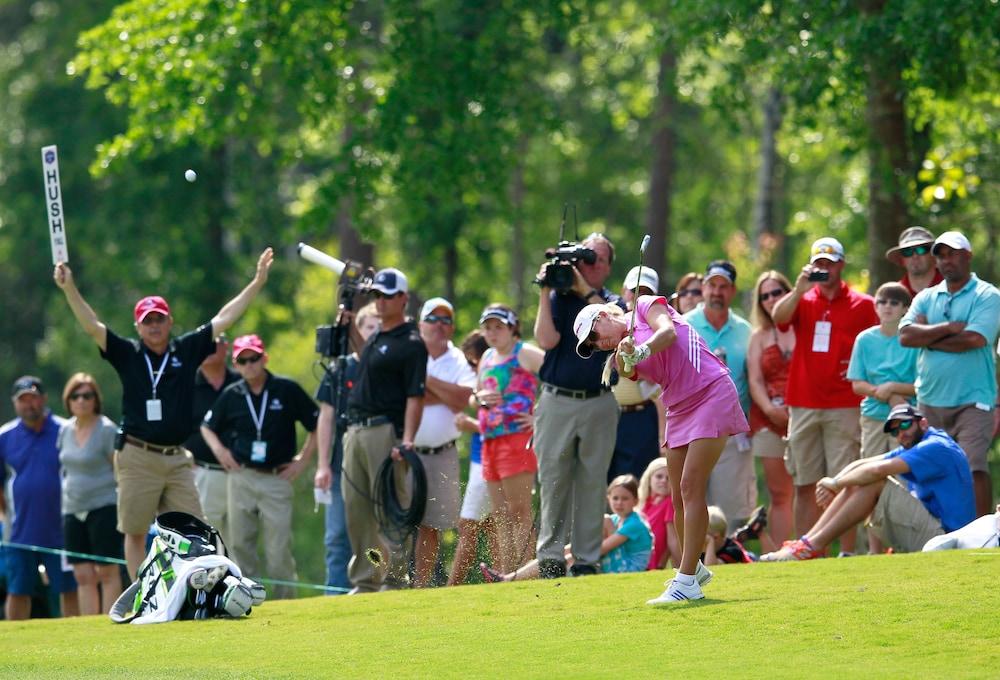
770,237,877,554
532,232,625,578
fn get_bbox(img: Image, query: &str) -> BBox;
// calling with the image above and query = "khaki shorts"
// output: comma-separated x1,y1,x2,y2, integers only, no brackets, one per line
416,442,461,530
114,442,203,535
919,403,993,473
867,477,943,552
786,407,861,486
860,415,897,459
752,428,786,459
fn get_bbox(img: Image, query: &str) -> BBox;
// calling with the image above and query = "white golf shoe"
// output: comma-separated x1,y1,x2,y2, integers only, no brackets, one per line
646,577,704,605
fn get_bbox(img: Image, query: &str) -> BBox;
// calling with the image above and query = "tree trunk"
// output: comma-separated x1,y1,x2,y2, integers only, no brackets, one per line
645,48,677,289
510,137,528,314
752,86,786,272
860,0,911,291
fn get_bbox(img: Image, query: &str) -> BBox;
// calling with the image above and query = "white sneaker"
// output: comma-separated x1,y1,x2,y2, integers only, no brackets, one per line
695,561,713,587
646,578,704,605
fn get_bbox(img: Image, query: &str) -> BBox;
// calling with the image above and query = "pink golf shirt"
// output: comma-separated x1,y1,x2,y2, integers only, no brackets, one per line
630,295,731,409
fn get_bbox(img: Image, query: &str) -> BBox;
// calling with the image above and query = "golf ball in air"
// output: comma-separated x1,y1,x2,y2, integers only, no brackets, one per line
185,169,197,182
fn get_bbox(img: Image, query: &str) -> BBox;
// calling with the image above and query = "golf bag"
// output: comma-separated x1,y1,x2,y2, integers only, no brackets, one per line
110,511,266,624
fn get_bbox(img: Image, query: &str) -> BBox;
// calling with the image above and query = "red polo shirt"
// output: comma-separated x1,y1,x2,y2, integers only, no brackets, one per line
777,281,878,409
899,271,943,298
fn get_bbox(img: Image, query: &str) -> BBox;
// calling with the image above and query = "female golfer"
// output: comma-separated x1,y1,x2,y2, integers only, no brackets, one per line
573,294,748,603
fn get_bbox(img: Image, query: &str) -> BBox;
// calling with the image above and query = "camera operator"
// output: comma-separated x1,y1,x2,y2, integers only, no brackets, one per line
770,237,877,555
532,232,625,578
341,268,427,593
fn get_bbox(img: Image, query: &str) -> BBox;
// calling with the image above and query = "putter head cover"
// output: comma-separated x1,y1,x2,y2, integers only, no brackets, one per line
155,511,228,558
219,575,264,617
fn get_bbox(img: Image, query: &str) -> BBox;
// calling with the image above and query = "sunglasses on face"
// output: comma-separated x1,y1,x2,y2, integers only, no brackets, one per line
69,391,96,402
876,298,903,307
900,245,931,257
759,288,788,302
678,288,702,298
235,354,263,366
372,291,402,300
887,419,916,436
140,314,168,326
422,314,454,325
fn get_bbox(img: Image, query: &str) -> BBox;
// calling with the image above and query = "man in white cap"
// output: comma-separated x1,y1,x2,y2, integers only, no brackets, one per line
771,237,877,554
684,260,757,533
608,266,665,481
340,267,427,592
411,296,476,587
885,226,943,297
899,230,1000,515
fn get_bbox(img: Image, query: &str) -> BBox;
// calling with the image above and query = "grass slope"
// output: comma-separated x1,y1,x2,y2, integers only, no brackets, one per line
1,550,998,679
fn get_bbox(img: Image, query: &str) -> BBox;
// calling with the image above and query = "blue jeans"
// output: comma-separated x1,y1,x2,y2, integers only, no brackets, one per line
324,470,352,594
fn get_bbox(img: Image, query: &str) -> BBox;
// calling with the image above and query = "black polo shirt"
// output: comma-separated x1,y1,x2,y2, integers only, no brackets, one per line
315,355,360,473
204,372,318,469
185,366,241,467
538,288,624,391
101,324,214,445
346,321,427,433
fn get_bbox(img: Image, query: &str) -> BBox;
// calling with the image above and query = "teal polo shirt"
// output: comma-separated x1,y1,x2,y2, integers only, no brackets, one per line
900,274,1000,408
846,325,918,420
684,305,752,414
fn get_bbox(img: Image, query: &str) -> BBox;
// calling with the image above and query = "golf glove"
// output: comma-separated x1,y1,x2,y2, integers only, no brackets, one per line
621,342,651,372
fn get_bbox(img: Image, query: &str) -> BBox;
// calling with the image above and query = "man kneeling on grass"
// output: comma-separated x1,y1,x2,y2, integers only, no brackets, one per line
761,404,975,561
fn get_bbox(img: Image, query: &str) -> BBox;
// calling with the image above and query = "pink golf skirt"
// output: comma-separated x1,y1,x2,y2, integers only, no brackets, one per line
663,376,749,450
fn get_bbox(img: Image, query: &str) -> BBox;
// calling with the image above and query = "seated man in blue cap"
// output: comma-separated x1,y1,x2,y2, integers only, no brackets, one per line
761,403,975,560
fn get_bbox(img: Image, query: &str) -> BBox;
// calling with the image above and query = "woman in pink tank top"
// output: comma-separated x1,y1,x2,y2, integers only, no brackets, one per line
573,294,747,604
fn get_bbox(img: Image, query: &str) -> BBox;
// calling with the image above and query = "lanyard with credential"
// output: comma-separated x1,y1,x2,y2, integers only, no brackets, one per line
244,389,269,441
143,351,171,399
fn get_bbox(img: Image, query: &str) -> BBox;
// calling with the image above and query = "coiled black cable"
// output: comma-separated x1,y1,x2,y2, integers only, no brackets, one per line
373,446,427,545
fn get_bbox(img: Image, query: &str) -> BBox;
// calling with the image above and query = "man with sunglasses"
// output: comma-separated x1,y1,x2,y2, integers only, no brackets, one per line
341,267,428,593
684,260,757,534
410,297,476,587
771,237,878,556
53,248,274,579
899,230,1000,516
885,226,943,297
201,334,318,599
761,404,974,560
0,376,78,619
532,232,625,578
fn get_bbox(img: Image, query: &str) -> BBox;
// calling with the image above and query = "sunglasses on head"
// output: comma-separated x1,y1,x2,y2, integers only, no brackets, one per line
372,290,402,299
235,354,263,366
423,314,453,325
876,298,903,307
678,288,702,298
900,245,930,257
886,419,916,436
759,288,788,302
69,391,96,402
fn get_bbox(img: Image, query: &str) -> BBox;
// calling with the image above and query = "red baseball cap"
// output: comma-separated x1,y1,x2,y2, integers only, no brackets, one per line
134,296,171,323
232,334,266,360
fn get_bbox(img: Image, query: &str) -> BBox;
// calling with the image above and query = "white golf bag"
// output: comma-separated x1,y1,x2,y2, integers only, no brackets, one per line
110,511,266,624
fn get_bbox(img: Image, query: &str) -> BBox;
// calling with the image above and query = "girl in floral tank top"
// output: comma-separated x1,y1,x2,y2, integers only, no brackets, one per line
477,341,538,439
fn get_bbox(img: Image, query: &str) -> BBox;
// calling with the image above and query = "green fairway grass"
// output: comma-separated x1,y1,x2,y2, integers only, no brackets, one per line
2,550,998,679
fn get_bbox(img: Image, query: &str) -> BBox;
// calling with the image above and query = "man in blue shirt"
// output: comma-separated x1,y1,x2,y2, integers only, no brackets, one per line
684,260,756,533
899,230,1000,516
761,404,975,561
0,376,78,619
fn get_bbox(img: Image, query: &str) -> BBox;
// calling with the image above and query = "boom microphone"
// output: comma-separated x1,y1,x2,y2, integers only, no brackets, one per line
297,242,346,276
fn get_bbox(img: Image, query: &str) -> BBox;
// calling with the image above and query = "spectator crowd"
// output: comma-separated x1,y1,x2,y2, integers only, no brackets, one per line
1,227,998,617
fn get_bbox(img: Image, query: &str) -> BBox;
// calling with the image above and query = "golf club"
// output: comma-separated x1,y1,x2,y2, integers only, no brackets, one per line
629,234,652,341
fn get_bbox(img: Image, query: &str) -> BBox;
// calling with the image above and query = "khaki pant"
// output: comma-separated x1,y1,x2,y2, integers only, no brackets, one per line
786,407,861,486
919,403,993,472
342,423,411,592
707,435,758,533
114,442,203,535
533,390,618,566
194,465,229,543
867,477,944,552
860,416,896,459
227,467,297,599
